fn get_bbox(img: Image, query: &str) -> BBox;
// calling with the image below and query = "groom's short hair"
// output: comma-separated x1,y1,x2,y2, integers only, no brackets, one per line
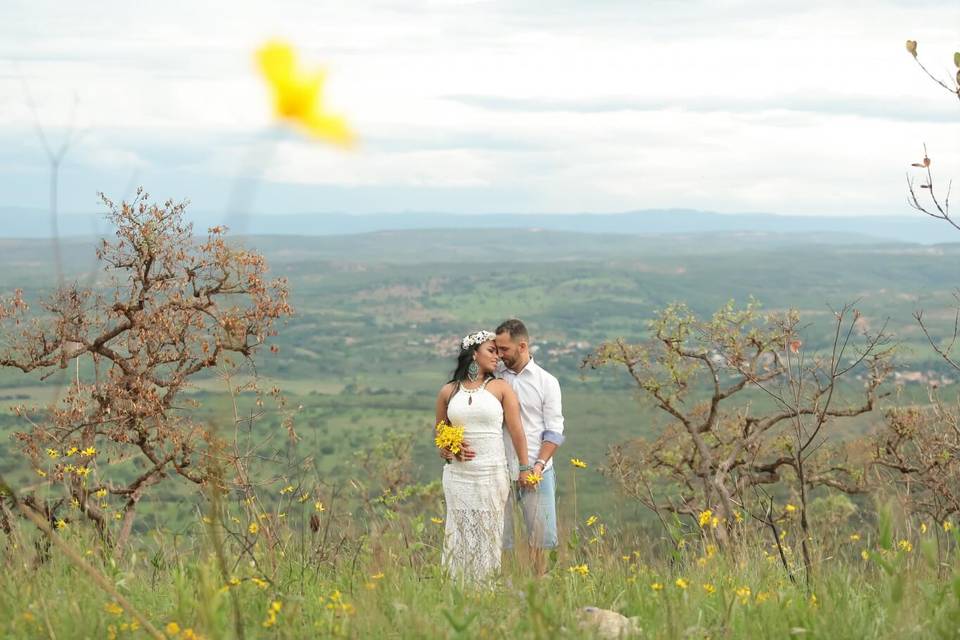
496,319,529,343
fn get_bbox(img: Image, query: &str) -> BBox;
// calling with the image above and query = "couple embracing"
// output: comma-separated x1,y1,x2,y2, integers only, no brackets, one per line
434,319,565,583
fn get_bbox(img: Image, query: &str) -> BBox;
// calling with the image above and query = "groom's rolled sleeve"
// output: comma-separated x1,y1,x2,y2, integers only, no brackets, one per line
541,376,565,446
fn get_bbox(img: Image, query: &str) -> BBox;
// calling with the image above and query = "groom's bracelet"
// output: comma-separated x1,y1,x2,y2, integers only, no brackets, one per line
518,463,533,472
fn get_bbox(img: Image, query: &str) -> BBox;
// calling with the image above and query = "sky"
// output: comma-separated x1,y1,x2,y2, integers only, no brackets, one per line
1,0,958,217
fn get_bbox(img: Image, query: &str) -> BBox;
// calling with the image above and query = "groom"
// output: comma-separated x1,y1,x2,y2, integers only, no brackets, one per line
494,319,565,574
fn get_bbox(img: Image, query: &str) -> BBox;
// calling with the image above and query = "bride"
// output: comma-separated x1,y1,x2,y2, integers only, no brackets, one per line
434,330,534,583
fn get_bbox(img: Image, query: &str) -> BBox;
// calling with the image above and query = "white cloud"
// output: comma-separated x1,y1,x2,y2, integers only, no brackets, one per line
1,0,958,214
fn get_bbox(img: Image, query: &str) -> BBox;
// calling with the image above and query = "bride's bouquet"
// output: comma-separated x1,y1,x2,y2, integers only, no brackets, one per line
434,420,465,456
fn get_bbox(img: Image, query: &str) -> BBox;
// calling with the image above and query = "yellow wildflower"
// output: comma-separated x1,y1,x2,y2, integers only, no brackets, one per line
165,621,181,635
257,41,355,146
251,577,269,590
734,510,743,523
74,466,91,477
104,602,124,616
785,504,797,513
181,630,199,640
35,468,46,478
756,591,772,604
570,458,587,468
621,555,630,561
897,539,913,553
81,447,96,457
95,488,108,498
315,501,326,512
698,510,713,528
849,533,860,542
114,513,122,520
280,485,294,495
55,519,67,530
66,447,79,457
650,582,664,591
735,586,751,604
702,583,716,594
248,522,259,535
46,448,59,459
944,521,954,532
434,420,465,455
585,515,598,527
861,549,870,561
371,572,385,580
262,600,282,628
568,563,589,577
920,522,928,534
525,471,543,487
675,578,688,589
298,493,310,503
430,517,443,525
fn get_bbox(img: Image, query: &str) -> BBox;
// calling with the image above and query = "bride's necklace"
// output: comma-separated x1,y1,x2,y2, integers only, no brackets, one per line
459,378,489,405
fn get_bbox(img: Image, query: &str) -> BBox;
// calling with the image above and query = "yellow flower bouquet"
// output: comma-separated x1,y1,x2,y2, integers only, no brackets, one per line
434,420,465,456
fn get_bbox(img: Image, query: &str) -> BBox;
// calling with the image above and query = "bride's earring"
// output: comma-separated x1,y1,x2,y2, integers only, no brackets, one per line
467,359,480,382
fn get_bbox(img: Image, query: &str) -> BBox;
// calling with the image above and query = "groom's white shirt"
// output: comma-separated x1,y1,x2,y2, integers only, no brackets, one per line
498,358,565,480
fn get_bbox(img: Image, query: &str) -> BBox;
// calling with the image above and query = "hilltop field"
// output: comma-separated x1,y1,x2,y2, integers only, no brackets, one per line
0,227,958,638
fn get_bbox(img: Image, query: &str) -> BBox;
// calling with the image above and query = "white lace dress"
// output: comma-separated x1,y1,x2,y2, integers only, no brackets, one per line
442,380,510,583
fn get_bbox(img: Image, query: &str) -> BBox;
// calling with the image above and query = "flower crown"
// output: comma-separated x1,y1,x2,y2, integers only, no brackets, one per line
461,330,496,350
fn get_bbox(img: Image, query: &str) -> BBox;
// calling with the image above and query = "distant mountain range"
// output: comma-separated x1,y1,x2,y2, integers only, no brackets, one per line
0,206,954,244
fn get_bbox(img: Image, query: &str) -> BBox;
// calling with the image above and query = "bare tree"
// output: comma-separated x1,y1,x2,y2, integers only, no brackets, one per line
584,300,892,583
0,190,293,553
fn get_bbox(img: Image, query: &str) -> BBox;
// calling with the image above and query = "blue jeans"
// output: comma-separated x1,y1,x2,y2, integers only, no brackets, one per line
503,467,558,549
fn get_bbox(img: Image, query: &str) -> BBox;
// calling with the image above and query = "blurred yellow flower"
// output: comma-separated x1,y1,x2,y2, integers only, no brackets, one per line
104,602,124,616
570,458,587,468
736,586,752,604
650,582,664,591
371,572,385,580
568,563,589,577
251,577,269,590
280,485,294,495
675,578,688,589
585,515,598,526
785,504,797,513
698,510,714,528
920,522,927,534
55,519,67,530
81,447,96,457
849,533,860,542
430,517,443,525
248,522,259,535
314,501,326,512
35,468,46,478
702,583,716,594
861,549,870,561
897,539,913,553
95,488,108,498
945,521,954,532
46,448,59,459
165,621,181,635
257,40,355,147
65,447,79,457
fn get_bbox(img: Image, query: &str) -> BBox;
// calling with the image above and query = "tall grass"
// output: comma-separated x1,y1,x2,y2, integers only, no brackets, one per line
1,494,958,639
